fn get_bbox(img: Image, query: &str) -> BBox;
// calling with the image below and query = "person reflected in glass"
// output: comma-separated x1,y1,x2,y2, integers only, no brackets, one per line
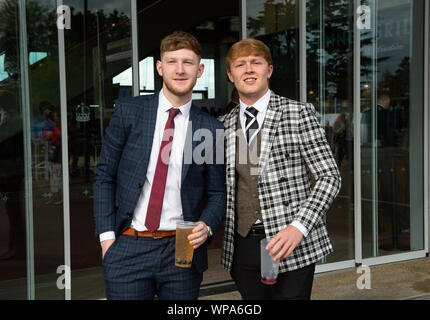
377,93,397,148
42,109,62,205
376,93,409,243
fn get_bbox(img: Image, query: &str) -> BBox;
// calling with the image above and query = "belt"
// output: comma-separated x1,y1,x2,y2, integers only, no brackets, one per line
122,228,176,239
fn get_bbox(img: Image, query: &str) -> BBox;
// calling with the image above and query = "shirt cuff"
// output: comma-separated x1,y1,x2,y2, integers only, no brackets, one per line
99,231,116,242
290,221,309,238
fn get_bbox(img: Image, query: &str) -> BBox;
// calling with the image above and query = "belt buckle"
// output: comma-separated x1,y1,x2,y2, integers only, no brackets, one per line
251,224,264,237
152,232,162,239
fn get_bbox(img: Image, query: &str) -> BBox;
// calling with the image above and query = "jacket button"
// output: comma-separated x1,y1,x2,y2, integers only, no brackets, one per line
252,194,257,198
127,212,133,218
138,183,143,189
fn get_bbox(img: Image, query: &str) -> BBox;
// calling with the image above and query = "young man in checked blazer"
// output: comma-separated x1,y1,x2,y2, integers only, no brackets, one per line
94,31,226,300
218,39,341,300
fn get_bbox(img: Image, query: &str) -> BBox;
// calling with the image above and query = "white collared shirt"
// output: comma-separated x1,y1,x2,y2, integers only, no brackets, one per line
238,89,309,238
239,89,271,140
99,90,190,242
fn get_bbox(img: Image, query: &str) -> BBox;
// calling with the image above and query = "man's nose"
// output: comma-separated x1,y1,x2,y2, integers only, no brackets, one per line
245,62,254,73
176,63,185,74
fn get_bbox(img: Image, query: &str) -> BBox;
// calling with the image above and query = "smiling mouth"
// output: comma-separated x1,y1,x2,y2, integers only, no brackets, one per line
244,78,257,83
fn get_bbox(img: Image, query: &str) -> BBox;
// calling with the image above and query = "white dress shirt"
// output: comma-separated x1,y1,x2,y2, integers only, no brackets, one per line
100,90,190,242
239,89,309,238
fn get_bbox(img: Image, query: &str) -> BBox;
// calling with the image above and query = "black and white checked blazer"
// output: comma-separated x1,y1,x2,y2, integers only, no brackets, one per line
218,92,341,273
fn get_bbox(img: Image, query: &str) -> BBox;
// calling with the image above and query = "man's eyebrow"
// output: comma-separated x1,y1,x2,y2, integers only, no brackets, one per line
234,58,247,63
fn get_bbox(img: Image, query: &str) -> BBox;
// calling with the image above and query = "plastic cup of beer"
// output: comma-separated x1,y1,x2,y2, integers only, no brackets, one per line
175,221,197,268
260,238,280,284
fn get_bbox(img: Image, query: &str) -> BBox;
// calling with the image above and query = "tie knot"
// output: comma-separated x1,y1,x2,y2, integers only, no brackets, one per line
245,107,258,118
169,108,181,119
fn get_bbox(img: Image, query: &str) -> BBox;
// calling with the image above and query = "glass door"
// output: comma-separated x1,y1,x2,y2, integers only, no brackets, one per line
61,0,134,300
360,0,425,258
0,0,66,299
0,0,28,300
307,0,355,264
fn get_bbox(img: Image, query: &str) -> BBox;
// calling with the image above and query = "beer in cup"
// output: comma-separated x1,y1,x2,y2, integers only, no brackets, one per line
175,221,197,268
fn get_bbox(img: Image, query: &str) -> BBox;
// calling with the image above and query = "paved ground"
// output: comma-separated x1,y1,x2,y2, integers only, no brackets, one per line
200,257,430,300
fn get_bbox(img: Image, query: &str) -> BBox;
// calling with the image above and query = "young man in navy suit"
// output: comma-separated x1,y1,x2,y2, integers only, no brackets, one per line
94,31,226,300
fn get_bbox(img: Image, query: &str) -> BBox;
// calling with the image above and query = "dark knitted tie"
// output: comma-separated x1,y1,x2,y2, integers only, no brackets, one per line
145,108,181,232
244,107,259,147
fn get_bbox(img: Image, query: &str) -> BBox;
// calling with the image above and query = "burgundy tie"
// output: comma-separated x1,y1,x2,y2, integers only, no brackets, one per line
145,107,181,232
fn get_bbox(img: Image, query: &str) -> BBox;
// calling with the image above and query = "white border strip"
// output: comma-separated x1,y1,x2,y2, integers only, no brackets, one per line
241,0,246,39
353,0,363,265
424,0,429,255
131,0,140,96
57,0,71,300
315,260,356,274
299,0,307,102
362,250,427,267
18,0,35,300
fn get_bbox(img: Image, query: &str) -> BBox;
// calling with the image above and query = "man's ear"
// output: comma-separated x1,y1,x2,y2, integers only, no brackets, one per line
227,70,234,83
267,64,274,79
156,60,163,77
197,63,205,78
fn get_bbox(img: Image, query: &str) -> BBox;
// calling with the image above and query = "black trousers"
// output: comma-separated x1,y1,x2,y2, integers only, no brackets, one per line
230,232,315,300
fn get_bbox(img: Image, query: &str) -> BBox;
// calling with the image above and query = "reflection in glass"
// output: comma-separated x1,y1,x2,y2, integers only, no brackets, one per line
62,0,133,300
360,0,424,257
1,0,66,299
0,0,27,299
307,0,355,263
247,0,300,100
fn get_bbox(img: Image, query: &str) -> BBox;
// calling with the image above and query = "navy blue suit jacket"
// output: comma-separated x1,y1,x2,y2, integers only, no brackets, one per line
93,93,226,273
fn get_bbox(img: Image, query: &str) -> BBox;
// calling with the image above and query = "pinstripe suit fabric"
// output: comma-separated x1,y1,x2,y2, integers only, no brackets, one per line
218,92,341,273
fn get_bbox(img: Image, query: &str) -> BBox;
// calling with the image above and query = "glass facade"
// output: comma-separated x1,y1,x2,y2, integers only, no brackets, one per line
360,0,425,257
306,0,356,263
0,0,428,299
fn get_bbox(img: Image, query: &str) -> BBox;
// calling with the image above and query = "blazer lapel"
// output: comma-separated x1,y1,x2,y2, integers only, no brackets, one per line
224,106,240,188
259,94,283,175
181,105,202,186
134,94,158,179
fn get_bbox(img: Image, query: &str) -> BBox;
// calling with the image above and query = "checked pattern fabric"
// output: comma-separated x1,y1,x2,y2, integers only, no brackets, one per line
218,92,341,273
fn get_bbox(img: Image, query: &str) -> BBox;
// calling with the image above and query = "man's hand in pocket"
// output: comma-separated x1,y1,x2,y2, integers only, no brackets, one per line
101,239,115,259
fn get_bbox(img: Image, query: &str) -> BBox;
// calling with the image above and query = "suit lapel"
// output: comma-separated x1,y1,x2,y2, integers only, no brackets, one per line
259,94,283,175
224,106,240,188
135,94,158,179
181,105,202,186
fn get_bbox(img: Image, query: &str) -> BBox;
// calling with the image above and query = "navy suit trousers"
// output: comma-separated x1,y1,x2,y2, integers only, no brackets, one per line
102,233,203,300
